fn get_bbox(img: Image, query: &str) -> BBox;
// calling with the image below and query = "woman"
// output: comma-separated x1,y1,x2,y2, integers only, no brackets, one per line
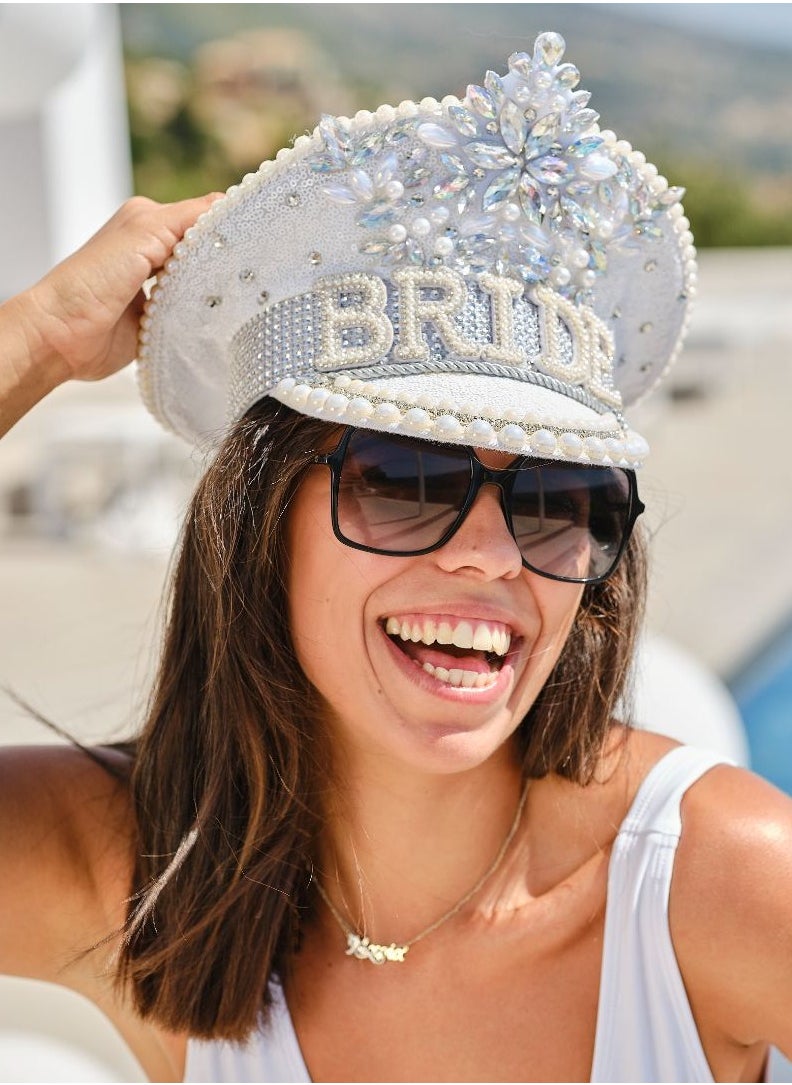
1,33,792,1083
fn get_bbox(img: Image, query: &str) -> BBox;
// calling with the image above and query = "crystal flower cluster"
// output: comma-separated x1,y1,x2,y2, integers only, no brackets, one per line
313,32,683,303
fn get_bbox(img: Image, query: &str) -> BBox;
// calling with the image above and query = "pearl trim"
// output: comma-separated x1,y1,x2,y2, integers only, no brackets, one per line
271,375,649,468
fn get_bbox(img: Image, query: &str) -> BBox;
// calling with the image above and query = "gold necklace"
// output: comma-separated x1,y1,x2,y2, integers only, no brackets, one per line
313,779,530,965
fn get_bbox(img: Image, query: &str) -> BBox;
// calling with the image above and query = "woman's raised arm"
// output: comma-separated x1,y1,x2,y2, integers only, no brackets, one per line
0,194,220,438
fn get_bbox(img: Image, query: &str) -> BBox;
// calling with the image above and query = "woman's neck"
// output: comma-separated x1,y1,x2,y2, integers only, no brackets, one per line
314,747,527,948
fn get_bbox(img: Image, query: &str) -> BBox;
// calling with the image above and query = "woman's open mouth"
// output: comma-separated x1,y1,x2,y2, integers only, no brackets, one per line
382,614,517,690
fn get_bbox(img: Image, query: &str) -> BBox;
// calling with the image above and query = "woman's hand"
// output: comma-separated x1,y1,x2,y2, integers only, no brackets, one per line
0,193,222,436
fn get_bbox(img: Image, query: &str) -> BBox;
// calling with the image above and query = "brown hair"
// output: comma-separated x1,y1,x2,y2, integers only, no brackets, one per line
117,396,647,1039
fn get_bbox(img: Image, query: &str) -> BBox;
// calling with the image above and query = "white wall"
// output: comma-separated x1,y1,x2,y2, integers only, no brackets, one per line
0,4,132,299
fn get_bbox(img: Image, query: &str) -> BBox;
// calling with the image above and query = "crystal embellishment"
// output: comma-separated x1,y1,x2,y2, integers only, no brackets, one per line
307,33,685,300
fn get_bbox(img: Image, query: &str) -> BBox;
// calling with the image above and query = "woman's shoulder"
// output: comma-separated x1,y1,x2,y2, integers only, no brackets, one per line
662,742,792,1056
0,743,135,980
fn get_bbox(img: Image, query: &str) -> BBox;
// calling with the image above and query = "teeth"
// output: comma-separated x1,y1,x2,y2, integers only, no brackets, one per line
386,616,512,656
421,661,499,688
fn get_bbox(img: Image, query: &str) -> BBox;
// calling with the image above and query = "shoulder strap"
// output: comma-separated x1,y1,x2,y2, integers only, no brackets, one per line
620,745,731,839
590,745,732,1083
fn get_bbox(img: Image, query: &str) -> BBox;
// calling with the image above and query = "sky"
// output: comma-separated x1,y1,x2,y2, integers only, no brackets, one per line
606,2,792,50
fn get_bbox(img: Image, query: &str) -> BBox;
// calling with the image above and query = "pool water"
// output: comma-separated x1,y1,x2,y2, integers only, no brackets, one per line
731,618,792,796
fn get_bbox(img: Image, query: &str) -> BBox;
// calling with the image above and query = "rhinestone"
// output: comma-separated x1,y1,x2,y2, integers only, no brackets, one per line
206,296,222,308
257,291,270,305
211,234,225,249
555,63,580,89
448,104,479,137
349,169,375,200
640,322,654,333
484,70,506,107
467,142,516,170
634,222,663,240
309,251,323,265
500,100,529,154
482,167,520,212
508,51,533,79
467,84,497,120
644,259,658,272
239,269,255,282
323,182,357,205
433,173,470,200
357,201,396,228
568,135,604,158
286,192,300,207
534,31,566,67
527,156,569,185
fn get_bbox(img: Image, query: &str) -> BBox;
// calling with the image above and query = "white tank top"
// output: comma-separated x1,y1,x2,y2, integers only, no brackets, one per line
185,746,727,1083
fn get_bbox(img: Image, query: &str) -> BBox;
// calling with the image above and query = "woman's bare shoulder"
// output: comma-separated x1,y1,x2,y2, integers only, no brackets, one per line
0,743,135,980
671,759,792,1056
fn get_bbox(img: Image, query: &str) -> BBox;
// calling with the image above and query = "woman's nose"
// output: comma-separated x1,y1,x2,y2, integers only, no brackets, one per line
432,484,523,580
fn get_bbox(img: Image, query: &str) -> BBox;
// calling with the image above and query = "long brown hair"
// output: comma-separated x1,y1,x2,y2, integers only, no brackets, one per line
117,396,647,1039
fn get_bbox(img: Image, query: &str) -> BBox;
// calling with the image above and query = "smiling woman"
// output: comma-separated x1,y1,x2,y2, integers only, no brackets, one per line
1,30,792,1085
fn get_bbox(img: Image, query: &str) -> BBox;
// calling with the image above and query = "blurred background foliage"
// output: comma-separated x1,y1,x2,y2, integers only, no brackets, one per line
121,3,792,248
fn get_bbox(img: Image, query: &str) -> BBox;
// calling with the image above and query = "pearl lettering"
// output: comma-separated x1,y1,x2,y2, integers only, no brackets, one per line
532,284,622,408
478,272,525,365
311,270,620,408
316,273,394,370
391,266,479,362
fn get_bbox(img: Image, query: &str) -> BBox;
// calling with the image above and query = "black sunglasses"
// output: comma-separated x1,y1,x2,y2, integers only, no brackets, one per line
312,428,644,584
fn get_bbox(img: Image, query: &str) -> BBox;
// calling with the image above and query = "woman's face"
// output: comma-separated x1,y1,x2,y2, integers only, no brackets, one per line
286,441,584,777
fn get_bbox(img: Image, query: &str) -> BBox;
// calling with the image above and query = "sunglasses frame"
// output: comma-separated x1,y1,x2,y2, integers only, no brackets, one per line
312,427,645,585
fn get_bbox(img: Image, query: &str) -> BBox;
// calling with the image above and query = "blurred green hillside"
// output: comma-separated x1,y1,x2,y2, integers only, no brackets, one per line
121,3,792,247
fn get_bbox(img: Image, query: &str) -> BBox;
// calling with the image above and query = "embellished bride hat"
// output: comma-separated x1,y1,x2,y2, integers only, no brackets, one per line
137,32,696,467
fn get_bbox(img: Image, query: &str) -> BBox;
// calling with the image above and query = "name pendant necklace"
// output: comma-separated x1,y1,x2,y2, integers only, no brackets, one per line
313,779,530,965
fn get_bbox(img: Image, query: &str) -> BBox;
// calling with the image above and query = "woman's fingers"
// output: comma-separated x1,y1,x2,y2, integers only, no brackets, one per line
25,193,225,383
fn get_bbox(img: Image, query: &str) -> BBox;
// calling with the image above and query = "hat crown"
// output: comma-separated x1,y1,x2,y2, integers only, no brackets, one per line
138,33,697,468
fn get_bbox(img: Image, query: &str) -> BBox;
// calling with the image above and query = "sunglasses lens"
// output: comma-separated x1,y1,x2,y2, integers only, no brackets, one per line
332,431,634,582
510,464,632,581
336,430,471,553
